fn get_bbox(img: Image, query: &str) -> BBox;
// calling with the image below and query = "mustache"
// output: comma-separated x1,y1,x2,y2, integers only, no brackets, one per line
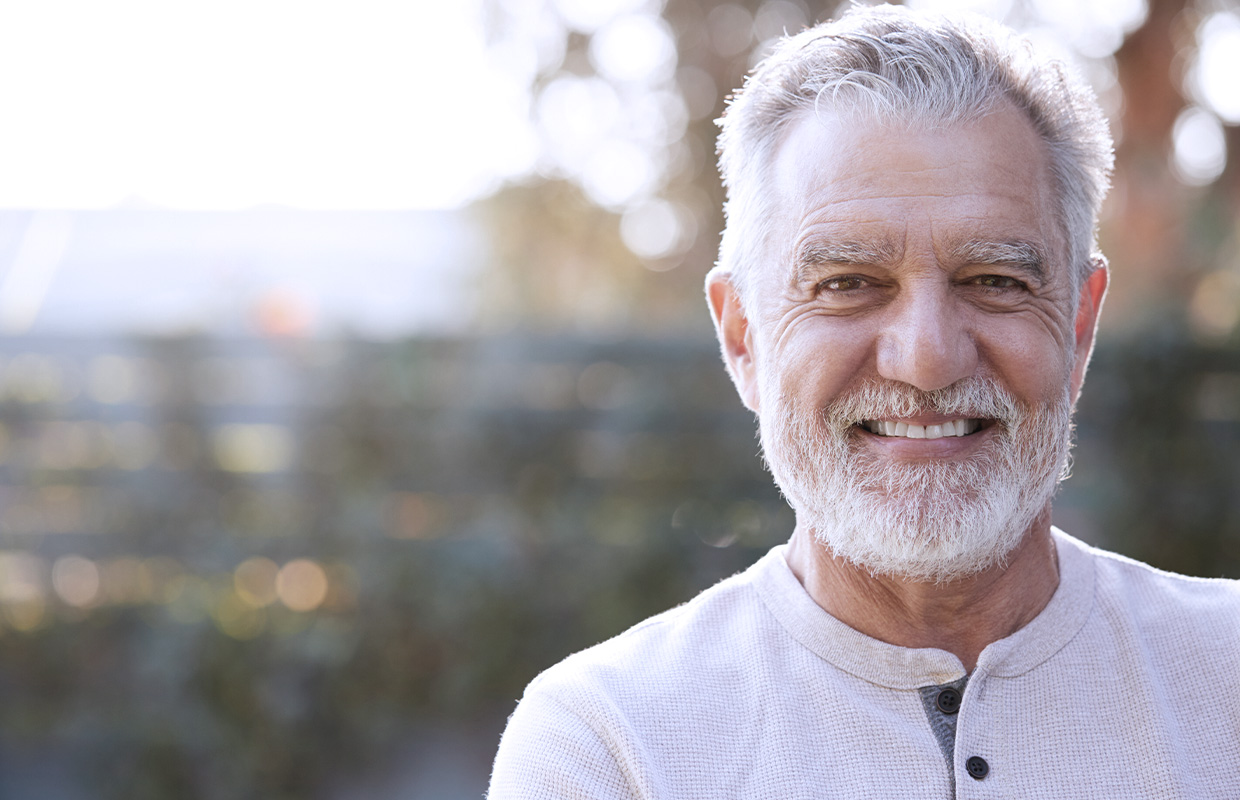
814,377,1024,430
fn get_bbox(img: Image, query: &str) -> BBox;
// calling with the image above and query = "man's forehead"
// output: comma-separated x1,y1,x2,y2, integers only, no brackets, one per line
765,104,1067,271
773,103,1051,194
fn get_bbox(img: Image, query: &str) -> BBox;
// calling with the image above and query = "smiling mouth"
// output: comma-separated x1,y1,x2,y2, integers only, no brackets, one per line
859,419,986,440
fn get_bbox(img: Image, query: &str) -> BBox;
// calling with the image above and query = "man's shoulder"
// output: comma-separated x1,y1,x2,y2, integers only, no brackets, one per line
1066,531,1240,638
489,548,813,799
1079,534,1240,599
523,548,784,710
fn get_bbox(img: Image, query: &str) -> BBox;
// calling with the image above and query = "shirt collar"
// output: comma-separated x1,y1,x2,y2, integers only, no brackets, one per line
750,527,1096,688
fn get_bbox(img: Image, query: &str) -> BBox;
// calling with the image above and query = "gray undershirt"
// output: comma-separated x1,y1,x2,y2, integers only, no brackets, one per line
918,675,970,793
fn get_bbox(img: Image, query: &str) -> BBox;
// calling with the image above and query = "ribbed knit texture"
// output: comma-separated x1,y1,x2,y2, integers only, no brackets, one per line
489,529,1240,799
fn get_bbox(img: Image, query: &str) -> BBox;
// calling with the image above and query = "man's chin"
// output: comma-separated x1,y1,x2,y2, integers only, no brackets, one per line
797,468,1061,583
810,519,1029,584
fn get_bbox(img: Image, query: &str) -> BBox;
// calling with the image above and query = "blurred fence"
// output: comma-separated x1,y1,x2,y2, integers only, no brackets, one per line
0,330,1234,798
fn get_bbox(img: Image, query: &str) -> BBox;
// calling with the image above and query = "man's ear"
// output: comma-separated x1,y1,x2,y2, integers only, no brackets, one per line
1069,256,1109,404
706,268,761,413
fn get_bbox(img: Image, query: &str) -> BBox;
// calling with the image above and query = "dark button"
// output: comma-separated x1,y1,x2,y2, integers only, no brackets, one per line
965,756,989,780
935,687,962,714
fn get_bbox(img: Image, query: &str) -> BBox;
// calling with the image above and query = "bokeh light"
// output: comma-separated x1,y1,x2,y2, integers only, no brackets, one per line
1190,270,1240,340
52,556,100,608
589,13,677,83
276,559,329,612
621,198,697,263
234,557,280,608
211,424,294,474
1172,106,1227,186
1192,10,1240,124
212,589,266,640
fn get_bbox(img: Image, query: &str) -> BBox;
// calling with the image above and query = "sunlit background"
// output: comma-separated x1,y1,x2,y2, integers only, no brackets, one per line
0,0,1237,797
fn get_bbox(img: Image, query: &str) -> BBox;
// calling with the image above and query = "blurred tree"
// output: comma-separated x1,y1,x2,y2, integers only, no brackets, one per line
476,0,1240,344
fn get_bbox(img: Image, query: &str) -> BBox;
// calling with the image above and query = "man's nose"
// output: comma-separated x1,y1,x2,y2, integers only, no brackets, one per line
875,284,978,392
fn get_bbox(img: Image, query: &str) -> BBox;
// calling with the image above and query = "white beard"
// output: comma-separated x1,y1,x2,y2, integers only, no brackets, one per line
760,377,1073,583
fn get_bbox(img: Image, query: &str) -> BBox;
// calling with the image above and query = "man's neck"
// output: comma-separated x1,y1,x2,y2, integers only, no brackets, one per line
783,514,1060,672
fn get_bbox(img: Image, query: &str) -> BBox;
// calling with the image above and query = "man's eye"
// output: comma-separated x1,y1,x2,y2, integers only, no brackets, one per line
820,276,867,292
972,275,1025,289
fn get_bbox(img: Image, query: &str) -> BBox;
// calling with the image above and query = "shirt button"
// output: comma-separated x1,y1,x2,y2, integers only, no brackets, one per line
935,687,962,714
965,756,989,780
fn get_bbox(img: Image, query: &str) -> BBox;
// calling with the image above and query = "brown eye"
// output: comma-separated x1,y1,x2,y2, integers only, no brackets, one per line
973,275,1024,289
821,276,866,291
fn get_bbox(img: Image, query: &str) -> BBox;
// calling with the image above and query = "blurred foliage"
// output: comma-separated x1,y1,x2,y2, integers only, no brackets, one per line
1073,336,1240,574
479,0,1240,338
0,329,1235,798
0,334,786,797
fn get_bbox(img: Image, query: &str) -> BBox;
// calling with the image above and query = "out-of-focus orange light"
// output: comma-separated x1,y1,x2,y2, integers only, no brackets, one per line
276,559,329,612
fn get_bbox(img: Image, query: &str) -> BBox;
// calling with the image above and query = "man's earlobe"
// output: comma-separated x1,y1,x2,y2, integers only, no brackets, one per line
706,269,761,413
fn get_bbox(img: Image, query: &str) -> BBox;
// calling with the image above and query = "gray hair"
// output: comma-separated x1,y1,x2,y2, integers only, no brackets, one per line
715,4,1114,302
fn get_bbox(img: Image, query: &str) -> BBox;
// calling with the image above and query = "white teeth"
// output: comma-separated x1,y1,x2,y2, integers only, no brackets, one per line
863,419,981,439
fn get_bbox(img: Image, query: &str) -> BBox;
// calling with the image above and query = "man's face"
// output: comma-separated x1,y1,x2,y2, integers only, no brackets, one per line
710,103,1106,581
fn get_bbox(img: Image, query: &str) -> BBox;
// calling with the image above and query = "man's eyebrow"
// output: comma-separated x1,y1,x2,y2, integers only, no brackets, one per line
951,239,1048,283
793,239,901,281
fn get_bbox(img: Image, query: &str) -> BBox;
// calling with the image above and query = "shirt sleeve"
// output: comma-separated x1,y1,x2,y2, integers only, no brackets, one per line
488,686,644,800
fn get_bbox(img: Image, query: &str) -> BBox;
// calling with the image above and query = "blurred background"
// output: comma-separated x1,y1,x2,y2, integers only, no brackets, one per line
0,0,1236,797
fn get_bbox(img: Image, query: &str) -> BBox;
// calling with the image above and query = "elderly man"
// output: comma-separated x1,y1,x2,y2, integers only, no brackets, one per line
489,6,1240,797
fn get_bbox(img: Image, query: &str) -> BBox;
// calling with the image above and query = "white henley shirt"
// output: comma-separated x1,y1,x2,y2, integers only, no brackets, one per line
489,529,1240,798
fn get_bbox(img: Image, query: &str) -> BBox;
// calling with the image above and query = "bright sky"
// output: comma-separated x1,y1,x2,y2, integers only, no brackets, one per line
2,0,1237,213
0,0,533,210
